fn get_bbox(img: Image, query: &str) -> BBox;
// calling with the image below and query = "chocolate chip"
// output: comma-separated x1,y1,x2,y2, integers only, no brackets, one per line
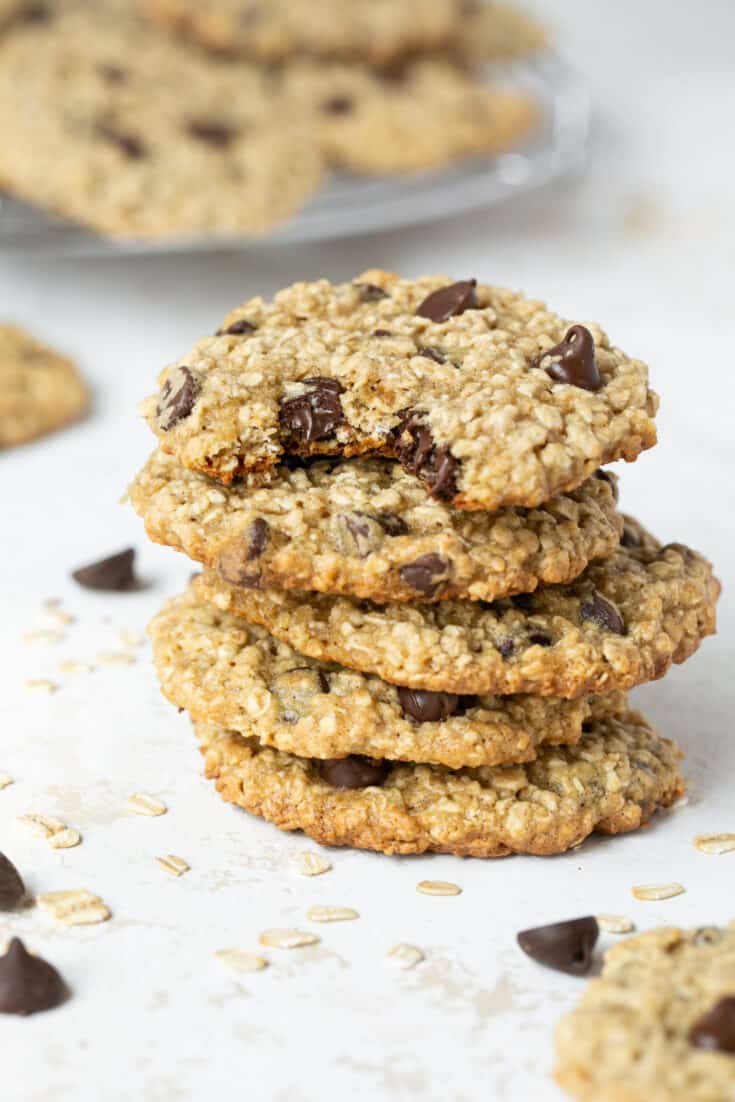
541,325,602,391
355,283,388,302
222,318,256,335
72,548,137,592
415,280,478,323
511,593,535,612
322,95,354,115
689,997,735,1053
527,631,552,647
391,410,459,501
218,520,269,588
0,939,67,1016
418,346,446,364
399,553,450,596
156,366,200,431
245,517,269,560
20,3,51,22
279,378,345,445
97,122,145,159
375,512,408,537
397,688,460,723
620,522,641,548
98,63,127,84
0,854,25,910
373,329,393,338
318,756,389,789
336,512,383,558
594,468,619,502
187,119,239,148
580,592,625,634
497,637,515,658
517,917,599,975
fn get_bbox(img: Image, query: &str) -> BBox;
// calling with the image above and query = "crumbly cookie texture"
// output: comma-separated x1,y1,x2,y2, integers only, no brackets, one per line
193,707,684,857
0,11,322,239
284,59,539,175
149,586,625,769
556,925,735,1102
129,449,623,604
0,324,89,447
457,2,548,63
196,525,720,697
139,0,461,63
141,271,658,509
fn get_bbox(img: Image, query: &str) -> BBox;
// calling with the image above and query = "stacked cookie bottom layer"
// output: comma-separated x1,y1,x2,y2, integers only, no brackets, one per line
134,453,719,858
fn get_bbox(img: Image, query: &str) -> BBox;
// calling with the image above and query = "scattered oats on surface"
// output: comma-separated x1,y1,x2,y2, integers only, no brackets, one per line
49,828,82,850
59,659,95,675
17,813,67,838
258,929,320,950
23,629,64,645
596,914,635,934
296,851,332,877
416,880,462,897
41,605,75,627
96,650,136,667
386,943,425,970
25,679,58,694
118,628,145,649
127,793,167,817
693,832,735,855
0,774,13,790
306,905,359,923
215,949,268,974
156,854,189,877
631,882,685,901
38,889,110,925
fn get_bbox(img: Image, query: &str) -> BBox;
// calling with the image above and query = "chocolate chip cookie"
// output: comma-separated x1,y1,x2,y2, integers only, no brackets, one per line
192,706,684,857
285,58,539,174
0,324,89,447
139,0,462,64
150,585,624,768
0,10,322,238
129,449,623,603
195,528,720,697
142,271,658,509
556,925,735,1102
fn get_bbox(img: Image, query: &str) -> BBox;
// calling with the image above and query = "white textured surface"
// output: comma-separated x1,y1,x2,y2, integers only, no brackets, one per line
0,2,733,1099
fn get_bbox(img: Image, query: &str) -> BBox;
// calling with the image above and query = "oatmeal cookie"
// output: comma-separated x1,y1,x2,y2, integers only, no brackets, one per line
0,324,89,447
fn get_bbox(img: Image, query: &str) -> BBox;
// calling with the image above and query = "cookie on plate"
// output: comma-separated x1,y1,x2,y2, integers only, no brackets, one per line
0,324,89,447
139,0,462,64
149,585,625,768
556,925,735,1102
142,271,659,508
0,11,322,238
284,58,539,174
456,2,548,64
129,449,623,603
193,705,684,857
195,526,720,697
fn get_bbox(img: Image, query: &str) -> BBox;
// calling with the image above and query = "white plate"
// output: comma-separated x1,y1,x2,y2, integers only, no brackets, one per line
0,53,589,256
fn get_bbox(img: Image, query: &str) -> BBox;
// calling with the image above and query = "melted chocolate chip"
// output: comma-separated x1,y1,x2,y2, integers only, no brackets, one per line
399,553,450,596
418,346,447,364
338,512,377,558
517,917,599,975
187,119,239,148
375,512,408,537
218,519,269,588
20,3,51,22
397,688,461,723
542,325,602,391
319,756,389,789
620,522,641,548
415,280,478,322
391,411,459,501
580,592,625,635
689,997,735,1053
372,329,392,337
0,939,67,1016
221,318,256,335
355,283,388,302
279,378,345,445
246,517,269,559
72,548,137,592
97,122,145,159
594,468,619,502
157,366,200,431
322,95,354,115
98,63,127,84
0,853,25,910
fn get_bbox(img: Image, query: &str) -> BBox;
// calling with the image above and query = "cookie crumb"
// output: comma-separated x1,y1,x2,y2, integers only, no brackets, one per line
38,889,110,925
306,905,358,923
215,949,268,973
416,880,462,897
17,813,66,839
631,882,685,901
156,854,189,877
693,833,735,855
386,943,424,970
41,605,75,628
23,630,64,645
296,851,332,877
49,828,81,850
0,775,13,791
96,650,136,667
126,793,167,817
25,679,58,694
258,929,320,949
596,914,635,934
59,659,95,675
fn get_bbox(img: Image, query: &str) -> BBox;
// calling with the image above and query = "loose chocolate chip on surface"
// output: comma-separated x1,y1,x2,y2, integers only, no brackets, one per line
415,280,478,322
319,756,389,789
0,939,67,1016
542,325,602,391
399,553,450,596
418,346,447,364
222,318,256,335
689,997,735,1053
593,468,619,502
391,410,459,500
397,688,460,723
72,548,137,592
322,95,354,115
187,119,239,148
580,592,625,634
157,366,201,431
0,853,25,910
355,283,388,302
375,512,408,537
279,378,345,445
517,916,599,975
97,122,145,159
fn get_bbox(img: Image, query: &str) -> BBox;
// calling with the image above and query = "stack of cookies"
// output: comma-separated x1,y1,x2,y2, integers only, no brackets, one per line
129,271,720,858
